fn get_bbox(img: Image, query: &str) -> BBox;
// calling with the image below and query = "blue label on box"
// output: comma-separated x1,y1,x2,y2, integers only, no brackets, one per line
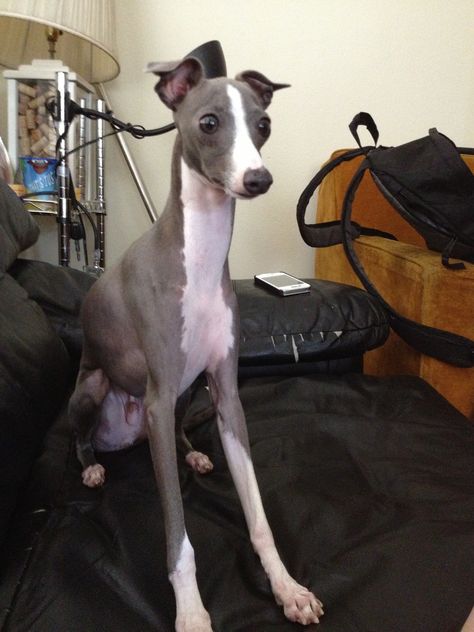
20,156,57,194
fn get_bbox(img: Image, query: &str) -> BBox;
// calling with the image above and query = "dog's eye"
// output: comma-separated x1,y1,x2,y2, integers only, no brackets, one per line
200,114,219,134
258,117,271,138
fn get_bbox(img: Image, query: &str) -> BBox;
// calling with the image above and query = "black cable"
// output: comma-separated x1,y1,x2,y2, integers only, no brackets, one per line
67,101,176,139
64,128,127,157
43,96,172,265
68,177,100,252
77,211,89,266
47,97,176,158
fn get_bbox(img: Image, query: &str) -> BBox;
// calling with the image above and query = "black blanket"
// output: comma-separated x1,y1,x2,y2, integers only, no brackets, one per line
1,374,473,632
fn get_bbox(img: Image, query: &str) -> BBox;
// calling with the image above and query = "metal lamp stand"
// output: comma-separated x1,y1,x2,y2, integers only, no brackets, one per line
55,70,108,272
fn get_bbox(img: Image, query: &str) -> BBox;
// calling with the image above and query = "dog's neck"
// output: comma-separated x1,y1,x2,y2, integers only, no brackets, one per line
174,143,235,288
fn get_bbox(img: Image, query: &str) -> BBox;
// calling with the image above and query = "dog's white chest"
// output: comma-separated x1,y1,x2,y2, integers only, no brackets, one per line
180,282,234,390
179,161,235,391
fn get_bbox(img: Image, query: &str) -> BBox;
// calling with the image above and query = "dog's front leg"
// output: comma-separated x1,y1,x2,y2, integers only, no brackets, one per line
207,363,324,626
145,382,213,632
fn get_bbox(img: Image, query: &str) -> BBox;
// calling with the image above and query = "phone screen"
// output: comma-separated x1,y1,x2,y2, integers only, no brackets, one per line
264,274,299,288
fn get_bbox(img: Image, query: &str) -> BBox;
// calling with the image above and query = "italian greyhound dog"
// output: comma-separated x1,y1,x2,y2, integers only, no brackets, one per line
69,55,324,631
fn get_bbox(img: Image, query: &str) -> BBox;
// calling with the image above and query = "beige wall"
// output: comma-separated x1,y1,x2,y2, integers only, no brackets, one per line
3,0,474,278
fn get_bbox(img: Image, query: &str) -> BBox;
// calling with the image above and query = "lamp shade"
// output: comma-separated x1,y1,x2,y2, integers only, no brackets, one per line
0,0,119,83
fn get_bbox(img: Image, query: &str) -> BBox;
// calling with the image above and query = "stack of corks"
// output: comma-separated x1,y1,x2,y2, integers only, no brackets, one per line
18,81,56,158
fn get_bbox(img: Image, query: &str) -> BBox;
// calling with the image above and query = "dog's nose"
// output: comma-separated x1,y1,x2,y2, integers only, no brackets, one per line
243,168,273,196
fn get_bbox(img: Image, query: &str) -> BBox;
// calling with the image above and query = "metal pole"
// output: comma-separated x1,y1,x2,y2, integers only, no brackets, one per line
96,82,159,223
56,71,71,266
78,97,87,200
96,99,106,268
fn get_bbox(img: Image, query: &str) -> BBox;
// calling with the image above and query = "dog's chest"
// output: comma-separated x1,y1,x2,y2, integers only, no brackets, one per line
178,192,235,389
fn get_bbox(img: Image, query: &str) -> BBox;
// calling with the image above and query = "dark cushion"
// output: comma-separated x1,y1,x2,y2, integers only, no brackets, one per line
1,374,472,632
0,273,71,546
234,279,389,369
9,259,97,359
9,269,387,373
0,180,39,272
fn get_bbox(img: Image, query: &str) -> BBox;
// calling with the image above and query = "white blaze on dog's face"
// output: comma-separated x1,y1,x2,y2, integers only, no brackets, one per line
224,83,270,198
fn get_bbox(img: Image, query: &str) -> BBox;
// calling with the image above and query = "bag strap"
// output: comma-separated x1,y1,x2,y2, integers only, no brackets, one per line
297,112,393,248
296,147,367,247
349,112,379,148
297,148,397,248
457,147,474,156
340,161,474,368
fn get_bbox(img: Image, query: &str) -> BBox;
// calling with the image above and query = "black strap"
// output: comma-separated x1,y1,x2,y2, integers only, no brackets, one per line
297,147,397,248
390,315,474,368
339,161,474,368
297,147,370,248
349,112,379,148
442,237,466,270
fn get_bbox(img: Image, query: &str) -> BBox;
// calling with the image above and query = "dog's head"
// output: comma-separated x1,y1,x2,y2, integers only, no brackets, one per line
146,57,289,199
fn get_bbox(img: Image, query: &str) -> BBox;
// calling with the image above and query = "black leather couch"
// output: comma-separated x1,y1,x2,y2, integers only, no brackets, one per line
1,180,473,632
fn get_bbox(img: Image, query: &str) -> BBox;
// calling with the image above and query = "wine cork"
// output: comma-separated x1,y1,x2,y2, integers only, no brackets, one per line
18,82,36,98
40,123,52,137
29,94,47,109
19,115,27,134
20,137,31,154
30,128,42,143
25,108,36,129
30,135,49,154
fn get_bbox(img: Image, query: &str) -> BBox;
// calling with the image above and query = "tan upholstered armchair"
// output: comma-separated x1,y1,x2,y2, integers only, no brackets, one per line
314,150,474,420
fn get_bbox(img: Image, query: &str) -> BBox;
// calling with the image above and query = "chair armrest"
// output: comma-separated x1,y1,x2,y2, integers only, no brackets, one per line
316,235,474,419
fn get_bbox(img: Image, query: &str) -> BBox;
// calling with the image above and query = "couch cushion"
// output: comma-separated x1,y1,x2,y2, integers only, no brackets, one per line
0,374,472,632
234,278,389,371
0,273,71,546
8,269,389,375
0,180,39,272
9,259,97,359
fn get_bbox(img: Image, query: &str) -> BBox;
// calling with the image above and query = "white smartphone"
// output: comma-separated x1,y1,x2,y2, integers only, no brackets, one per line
254,272,311,296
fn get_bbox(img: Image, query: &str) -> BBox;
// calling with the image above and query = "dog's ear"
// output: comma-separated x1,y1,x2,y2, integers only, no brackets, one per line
236,71,290,109
146,58,204,110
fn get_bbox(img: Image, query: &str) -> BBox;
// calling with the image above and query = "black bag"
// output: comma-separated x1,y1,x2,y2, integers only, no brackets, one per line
297,112,474,368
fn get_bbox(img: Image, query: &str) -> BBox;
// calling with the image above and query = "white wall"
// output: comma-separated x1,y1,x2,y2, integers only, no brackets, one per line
4,0,474,278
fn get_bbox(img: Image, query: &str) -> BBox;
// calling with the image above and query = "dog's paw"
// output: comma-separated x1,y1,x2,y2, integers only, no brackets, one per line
82,464,106,487
185,450,214,474
275,578,324,625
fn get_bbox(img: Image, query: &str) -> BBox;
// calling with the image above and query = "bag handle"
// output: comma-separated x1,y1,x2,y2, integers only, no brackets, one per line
349,112,379,148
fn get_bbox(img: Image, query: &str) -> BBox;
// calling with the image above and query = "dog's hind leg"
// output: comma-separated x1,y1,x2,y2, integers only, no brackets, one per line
69,366,110,487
